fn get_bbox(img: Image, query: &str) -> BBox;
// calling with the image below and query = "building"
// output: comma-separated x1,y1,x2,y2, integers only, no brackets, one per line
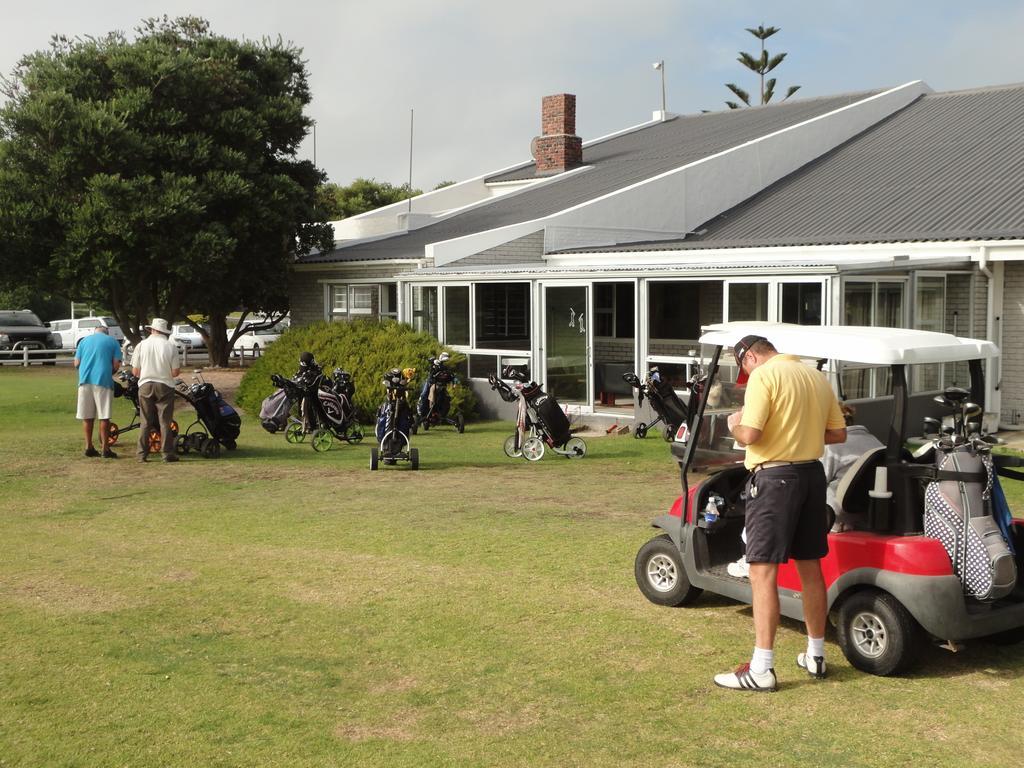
291,82,1024,429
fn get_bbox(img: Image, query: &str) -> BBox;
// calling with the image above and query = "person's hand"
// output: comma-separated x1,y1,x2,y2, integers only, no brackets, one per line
727,409,743,431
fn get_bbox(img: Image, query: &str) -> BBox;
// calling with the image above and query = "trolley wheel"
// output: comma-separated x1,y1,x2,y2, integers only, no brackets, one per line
370,447,379,471
422,419,430,432
201,439,221,459
503,435,523,458
522,436,545,462
564,436,587,459
311,428,333,452
189,432,208,452
348,429,363,445
635,423,648,439
410,447,419,470
107,422,120,446
456,413,465,433
176,436,189,455
663,426,674,442
147,427,162,454
285,422,305,443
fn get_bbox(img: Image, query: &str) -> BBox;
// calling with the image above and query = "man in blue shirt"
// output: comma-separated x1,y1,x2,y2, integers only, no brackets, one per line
74,326,123,458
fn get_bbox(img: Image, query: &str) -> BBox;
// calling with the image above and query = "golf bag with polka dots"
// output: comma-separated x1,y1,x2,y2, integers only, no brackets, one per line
923,445,1017,602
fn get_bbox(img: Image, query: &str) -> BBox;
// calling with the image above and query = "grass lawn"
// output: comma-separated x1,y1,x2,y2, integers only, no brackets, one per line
2,367,1023,768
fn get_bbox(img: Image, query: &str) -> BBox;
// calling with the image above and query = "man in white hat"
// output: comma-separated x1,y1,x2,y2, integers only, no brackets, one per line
131,318,181,462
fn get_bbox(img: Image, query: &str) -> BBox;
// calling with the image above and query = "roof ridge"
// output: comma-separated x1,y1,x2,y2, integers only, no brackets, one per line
927,80,1024,98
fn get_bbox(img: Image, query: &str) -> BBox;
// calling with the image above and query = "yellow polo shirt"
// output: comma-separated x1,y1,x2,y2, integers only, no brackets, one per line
740,354,846,470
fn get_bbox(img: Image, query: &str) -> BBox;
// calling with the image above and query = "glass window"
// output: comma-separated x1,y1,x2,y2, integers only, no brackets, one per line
594,282,634,339
780,283,822,325
412,286,438,338
877,282,904,327
350,285,374,314
79,318,101,329
727,283,768,321
844,280,905,327
330,285,348,319
444,286,470,346
474,283,530,350
380,284,398,318
468,353,497,379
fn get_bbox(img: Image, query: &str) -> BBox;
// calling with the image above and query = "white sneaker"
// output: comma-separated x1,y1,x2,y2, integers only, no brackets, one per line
796,653,827,679
713,663,777,692
727,555,750,579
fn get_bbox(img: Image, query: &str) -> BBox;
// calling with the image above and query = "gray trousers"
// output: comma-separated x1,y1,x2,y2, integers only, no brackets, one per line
137,382,176,457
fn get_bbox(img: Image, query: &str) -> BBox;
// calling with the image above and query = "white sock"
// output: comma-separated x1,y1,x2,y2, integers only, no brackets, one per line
807,636,825,659
750,647,774,674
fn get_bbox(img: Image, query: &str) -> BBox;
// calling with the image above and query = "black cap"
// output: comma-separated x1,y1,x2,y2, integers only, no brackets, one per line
733,335,768,366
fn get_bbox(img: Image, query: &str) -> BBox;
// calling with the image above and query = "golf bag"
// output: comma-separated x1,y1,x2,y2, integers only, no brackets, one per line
260,388,292,433
187,381,242,449
923,444,1017,601
376,369,413,445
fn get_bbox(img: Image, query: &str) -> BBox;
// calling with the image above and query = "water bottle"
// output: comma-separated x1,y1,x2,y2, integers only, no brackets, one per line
704,495,722,524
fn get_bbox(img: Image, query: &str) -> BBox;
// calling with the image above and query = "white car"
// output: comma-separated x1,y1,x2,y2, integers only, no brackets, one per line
231,320,288,356
171,324,208,351
49,316,125,348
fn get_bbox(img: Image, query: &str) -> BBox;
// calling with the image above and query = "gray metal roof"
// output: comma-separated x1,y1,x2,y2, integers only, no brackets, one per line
558,82,1024,254
300,89,881,264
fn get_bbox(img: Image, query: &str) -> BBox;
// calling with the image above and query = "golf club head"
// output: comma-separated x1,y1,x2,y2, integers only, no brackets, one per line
963,402,983,419
922,417,941,437
966,421,981,436
942,386,970,405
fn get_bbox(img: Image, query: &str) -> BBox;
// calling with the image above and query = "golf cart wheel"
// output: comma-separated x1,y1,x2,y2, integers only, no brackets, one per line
503,435,523,458
522,437,545,462
634,534,702,607
285,423,305,444
369,447,379,471
635,422,648,439
201,439,221,459
348,429,364,445
836,589,922,676
410,447,419,470
311,428,333,452
564,436,587,459
456,413,465,433
107,423,120,446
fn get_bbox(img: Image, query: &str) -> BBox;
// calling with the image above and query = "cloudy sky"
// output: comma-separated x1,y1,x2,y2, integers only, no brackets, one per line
3,0,1022,189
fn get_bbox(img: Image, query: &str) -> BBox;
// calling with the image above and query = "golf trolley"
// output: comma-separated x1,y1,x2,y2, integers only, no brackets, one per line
623,367,691,440
634,322,1024,676
414,354,465,433
488,366,586,461
172,371,241,458
267,363,363,452
108,369,179,453
370,368,419,470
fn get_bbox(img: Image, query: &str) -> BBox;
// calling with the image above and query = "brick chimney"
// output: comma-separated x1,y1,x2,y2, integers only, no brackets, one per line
531,93,583,175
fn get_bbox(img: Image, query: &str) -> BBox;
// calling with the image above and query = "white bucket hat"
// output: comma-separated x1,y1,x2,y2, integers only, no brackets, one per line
147,318,172,335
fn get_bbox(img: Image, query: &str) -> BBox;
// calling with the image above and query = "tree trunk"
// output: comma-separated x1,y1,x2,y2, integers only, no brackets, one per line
206,313,231,368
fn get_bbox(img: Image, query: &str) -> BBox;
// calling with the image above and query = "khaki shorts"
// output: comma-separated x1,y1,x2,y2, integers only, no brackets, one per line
76,385,114,420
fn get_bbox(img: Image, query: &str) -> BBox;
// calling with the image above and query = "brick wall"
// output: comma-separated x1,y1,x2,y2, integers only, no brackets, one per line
594,339,634,362
455,231,545,267
1001,262,1024,424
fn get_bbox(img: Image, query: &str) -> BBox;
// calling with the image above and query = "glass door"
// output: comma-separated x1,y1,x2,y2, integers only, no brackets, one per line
543,284,591,406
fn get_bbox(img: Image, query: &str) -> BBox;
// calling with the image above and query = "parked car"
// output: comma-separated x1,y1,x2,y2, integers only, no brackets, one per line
171,324,209,351
122,327,186,361
231,319,289,357
49,316,125,349
1,310,62,363
635,321,1024,676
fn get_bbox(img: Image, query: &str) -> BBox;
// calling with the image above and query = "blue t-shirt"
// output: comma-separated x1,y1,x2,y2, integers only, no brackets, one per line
75,333,122,388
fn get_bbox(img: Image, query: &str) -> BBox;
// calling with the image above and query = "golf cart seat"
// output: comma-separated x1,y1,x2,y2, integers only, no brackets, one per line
834,447,887,529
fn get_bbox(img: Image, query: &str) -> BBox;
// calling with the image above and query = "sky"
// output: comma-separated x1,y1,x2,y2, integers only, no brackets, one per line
2,0,1023,190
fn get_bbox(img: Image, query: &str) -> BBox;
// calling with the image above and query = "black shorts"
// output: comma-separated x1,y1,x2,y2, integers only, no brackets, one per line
744,462,829,564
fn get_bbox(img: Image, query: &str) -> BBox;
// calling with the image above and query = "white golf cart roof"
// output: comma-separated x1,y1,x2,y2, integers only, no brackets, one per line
700,322,999,366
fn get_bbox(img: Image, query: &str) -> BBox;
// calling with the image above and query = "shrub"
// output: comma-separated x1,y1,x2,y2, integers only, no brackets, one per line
235,319,476,422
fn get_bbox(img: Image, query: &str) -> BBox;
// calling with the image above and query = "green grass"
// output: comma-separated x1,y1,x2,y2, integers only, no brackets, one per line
1,368,1023,768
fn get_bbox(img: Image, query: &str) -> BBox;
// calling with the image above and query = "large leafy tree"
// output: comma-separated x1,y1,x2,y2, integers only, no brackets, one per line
0,16,333,365
725,25,801,109
317,178,422,220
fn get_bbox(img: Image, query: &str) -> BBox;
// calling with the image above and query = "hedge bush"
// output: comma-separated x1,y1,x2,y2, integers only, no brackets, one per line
235,319,477,422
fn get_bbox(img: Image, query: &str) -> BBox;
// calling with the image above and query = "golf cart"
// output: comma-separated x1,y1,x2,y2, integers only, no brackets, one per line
635,322,1024,676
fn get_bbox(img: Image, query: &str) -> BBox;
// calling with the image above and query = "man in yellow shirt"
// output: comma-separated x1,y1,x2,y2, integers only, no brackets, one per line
714,335,847,692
